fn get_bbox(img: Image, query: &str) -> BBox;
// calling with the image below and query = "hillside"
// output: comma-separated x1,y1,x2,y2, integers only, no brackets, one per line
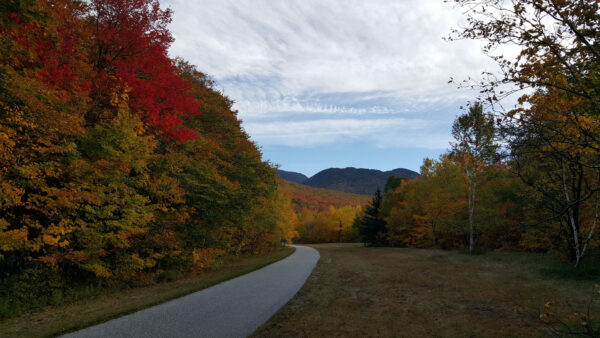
303,167,419,195
277,169,308,184
280,179,370,212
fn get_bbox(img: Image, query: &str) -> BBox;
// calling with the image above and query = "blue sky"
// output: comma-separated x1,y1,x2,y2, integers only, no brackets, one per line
164,0,498,177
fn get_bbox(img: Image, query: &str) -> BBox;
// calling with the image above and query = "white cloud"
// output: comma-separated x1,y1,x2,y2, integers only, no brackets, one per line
243,118,449,148
235,99,396,118
163,0,496,148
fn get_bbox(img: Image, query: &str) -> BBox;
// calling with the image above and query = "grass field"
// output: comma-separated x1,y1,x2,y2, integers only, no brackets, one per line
0,246,295,338
253,244,598,337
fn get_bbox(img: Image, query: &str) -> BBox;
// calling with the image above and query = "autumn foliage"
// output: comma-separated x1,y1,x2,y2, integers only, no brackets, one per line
350,0,600,276
0,0,287,318
277,179,367,243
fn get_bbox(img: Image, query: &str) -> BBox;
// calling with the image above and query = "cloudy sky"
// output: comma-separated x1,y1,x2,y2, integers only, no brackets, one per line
164,0,496,176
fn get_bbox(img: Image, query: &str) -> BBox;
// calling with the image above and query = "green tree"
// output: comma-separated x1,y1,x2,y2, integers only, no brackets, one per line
354,189,387,246
384,176,405,194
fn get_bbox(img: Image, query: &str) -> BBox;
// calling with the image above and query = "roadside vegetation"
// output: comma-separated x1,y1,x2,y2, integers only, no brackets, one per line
0,0,297,322
0,246,294,338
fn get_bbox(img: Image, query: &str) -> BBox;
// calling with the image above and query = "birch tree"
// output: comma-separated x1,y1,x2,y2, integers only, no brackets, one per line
448,0,600,263
508,102,600,266
451,103,498,253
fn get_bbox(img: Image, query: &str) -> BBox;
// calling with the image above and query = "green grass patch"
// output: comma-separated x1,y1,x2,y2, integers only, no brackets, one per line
539,252,600,281
0,246,295,338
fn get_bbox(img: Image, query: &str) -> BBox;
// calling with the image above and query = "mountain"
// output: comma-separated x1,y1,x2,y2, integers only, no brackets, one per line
276,169,308,184
303,167,419,195
279,179,370,212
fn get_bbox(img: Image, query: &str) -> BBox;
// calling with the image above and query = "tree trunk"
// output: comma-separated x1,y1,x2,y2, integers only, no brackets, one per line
562,161,582,266
468,171,476,254
432,221,437,254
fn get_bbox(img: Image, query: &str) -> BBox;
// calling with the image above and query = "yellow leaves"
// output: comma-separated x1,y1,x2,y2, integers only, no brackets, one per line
192,248,226,272
126,253,153,271
42,234,60,246
0,182,24,208
298,204,363,243
85,263,112,278
0,218,8,231
0,226,28,252
539,301,557,323
37,220,75,249
109,85,131,109
47,219,75,236
527,298,597,335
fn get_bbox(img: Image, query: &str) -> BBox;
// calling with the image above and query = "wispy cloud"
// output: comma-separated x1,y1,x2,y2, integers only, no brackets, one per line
164,0,494,151
244,118,449,149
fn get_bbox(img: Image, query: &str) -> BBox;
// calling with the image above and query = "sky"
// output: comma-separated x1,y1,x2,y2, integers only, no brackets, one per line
164,0,497,177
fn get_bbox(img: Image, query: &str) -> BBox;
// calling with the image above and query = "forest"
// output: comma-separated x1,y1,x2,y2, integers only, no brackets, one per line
354,0,600,271
2,0,600,331
0,0,297,318
278,179,367,243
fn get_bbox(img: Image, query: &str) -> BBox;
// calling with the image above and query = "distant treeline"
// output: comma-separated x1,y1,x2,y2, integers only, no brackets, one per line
278,179,367,243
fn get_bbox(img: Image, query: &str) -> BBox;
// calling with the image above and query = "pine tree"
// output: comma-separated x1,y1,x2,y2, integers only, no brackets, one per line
354,189,387,246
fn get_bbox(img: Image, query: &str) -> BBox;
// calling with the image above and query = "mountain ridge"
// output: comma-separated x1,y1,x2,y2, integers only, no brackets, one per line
276,167,419,195
276,169,309,184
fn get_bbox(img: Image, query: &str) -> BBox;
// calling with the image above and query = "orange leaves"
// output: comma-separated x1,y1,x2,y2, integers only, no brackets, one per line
41,220,74,249
42,235,60,246
0,182,24,209
0,226,28,255
192,248,226,272
280,179,370,213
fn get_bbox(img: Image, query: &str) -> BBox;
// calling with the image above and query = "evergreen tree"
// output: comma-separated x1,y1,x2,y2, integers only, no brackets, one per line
354,189,387,246
384,176,404,194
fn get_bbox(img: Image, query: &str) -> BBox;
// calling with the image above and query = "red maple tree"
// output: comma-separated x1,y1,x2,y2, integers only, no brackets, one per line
89,0,201,142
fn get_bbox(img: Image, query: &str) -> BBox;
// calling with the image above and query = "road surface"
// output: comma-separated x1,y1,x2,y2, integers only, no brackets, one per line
64,245,319,338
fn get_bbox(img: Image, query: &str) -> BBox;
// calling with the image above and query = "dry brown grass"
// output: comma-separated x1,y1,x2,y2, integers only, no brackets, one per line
253,244,597,337
0,247,294,338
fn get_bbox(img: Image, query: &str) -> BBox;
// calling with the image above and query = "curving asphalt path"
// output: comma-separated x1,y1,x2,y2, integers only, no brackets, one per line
63,245,319,338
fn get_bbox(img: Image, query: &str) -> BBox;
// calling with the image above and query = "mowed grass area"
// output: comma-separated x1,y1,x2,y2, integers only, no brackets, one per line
0,246,295,338
253,244,597,337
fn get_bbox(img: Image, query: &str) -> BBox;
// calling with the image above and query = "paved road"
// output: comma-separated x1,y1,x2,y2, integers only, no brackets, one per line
64,245,319,338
